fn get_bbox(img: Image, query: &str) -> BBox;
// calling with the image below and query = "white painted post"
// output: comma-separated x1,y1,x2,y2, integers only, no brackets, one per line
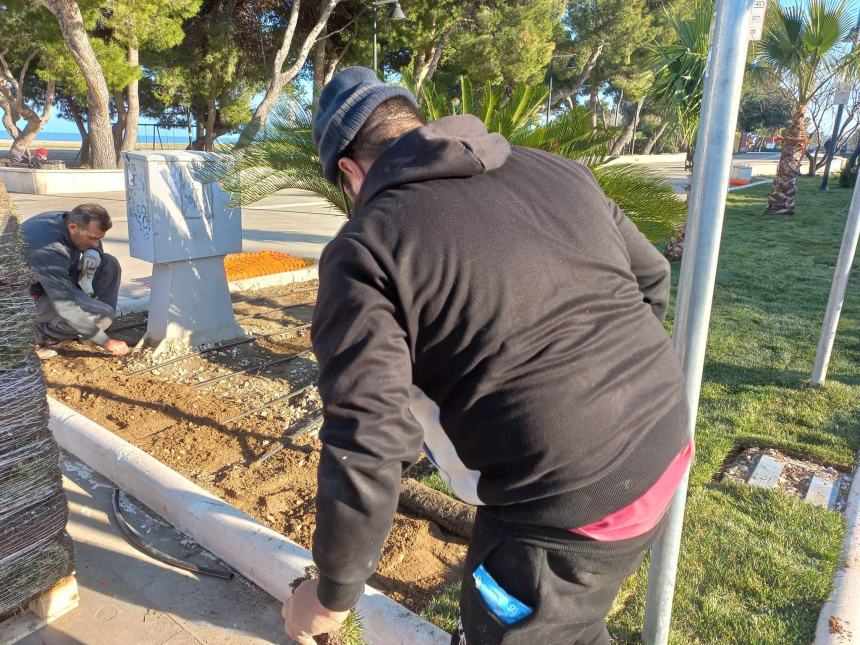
810,176,860,385
642,2,755,643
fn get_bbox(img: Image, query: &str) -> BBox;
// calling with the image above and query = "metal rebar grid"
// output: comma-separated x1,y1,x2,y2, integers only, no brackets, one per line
109,296,317,334
128,322,312,376
222,383,316,425
250,412,324,467
193,349,316,388
234,300,315,323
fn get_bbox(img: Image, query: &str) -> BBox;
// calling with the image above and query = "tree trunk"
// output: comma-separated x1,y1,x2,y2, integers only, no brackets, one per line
121,46,140,154
609,100,642,156
422,27,453,86
69,100,90,167
412,49,429,88
550,40,605,108
204,101,216,151
38,0,116,169
588,81,599,128
0,108,20,140
236,0,340,148
0,50,54,159
312,37,326,101
765,107,808,215
642,120,668,155
8,81,55,160
112,90,127,159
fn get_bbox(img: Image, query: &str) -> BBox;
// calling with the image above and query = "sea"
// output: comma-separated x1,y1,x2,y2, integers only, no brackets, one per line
0,131,239,145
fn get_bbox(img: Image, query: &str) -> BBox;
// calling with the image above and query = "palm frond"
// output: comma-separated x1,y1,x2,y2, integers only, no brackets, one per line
592,164,686,243
199,78,684,245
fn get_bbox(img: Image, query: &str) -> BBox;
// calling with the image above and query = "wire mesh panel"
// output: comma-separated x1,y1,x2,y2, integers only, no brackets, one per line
0,182,73,616
0,532,75,615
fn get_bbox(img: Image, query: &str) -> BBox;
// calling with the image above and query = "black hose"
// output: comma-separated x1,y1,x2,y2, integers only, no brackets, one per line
111,489,233,580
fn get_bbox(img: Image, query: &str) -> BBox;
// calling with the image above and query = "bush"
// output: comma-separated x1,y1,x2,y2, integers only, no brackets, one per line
838,163,857,189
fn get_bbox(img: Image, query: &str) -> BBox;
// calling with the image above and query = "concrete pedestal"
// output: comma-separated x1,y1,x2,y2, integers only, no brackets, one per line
122,151,243,350
146,256,243,349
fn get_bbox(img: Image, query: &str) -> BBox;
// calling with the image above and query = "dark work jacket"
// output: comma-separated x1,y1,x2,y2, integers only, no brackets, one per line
310,115,689,610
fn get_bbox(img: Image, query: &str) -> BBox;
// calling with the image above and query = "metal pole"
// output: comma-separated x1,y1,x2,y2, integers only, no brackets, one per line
820,105,845,192
823,9,860,192
372,3,378,77
546,59,554,126
642,2,754,643
810,177,860,385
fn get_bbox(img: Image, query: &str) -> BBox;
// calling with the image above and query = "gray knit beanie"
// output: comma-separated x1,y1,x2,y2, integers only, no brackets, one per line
312,67,417,183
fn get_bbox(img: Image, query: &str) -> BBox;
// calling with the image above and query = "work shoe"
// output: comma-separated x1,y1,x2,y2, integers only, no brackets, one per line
78,248,101,296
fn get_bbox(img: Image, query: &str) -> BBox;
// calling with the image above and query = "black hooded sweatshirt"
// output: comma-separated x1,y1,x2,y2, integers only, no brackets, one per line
310,115,689,610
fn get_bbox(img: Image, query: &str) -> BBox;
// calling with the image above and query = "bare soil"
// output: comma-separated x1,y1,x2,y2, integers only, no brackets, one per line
44,282,466,610
722,446,853,511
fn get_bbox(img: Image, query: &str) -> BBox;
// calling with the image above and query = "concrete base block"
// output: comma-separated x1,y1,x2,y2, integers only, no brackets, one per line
747,454,784,489
145,256,243,350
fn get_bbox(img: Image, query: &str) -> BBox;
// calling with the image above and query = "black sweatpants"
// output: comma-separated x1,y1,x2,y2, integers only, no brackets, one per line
453,510,662,645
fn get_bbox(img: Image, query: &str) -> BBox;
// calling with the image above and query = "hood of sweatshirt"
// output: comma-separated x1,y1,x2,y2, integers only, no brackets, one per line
353,114,511,210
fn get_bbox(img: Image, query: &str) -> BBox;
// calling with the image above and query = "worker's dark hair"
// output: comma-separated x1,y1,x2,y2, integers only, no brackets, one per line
68,203,112,232
342,96,425,167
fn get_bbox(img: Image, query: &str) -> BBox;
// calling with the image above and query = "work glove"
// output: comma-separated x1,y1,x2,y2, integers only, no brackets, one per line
77,249,101,297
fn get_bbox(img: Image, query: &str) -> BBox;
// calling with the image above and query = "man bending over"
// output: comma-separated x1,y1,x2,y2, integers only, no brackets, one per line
22,204,129,357
284,68,691,644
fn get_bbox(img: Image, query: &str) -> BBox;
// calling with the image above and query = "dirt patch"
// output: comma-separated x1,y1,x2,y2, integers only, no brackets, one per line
44,282,466,610
722,446,853,511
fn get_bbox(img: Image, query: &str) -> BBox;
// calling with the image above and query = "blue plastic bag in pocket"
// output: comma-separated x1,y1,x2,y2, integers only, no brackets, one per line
473,563,534,625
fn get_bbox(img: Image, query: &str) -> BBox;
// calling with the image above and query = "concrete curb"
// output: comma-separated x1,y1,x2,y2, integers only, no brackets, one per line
47,397,449,645
727,180,770,192
116,265,319,317
815,455,860,645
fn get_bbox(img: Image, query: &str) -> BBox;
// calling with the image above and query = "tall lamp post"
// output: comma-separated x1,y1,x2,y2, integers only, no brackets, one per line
546,54,576,125
372,0,407,78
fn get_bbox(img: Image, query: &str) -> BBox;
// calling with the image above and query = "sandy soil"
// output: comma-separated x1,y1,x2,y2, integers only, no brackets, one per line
44,282,466,609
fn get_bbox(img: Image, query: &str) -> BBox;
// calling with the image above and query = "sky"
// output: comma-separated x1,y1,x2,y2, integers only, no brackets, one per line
4,0,857,141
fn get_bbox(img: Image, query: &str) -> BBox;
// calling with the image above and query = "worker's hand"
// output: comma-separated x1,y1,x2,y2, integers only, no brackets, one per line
102,338,130,356
282,579,349,645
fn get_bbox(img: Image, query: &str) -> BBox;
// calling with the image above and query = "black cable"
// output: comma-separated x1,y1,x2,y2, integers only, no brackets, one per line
111,489,233,580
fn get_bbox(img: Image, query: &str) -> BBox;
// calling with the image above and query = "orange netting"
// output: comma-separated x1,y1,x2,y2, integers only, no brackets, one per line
224,251,307,281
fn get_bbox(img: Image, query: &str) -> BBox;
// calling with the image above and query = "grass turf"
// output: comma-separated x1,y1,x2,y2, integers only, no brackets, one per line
420,177,858,643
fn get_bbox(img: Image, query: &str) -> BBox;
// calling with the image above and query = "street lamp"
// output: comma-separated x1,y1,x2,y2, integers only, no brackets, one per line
546,54,576,125
372,0,407,78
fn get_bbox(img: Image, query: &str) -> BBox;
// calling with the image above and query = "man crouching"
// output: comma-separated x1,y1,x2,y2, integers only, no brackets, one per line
22,204,129,357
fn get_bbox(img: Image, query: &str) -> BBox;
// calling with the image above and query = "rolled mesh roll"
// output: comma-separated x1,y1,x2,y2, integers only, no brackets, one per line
0,181,74,614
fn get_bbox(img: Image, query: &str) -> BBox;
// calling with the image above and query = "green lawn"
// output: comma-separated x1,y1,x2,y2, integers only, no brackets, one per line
421,177,859,643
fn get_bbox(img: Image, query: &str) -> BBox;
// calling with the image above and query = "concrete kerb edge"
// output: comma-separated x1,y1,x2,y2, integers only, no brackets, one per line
47,396,449,645
727,180,770,192
115,266,320,317
815,453,860,645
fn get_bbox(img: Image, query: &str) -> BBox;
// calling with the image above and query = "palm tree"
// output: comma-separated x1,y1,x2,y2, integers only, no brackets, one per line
204,77,686,245
758,0,857,214
649,3,714,173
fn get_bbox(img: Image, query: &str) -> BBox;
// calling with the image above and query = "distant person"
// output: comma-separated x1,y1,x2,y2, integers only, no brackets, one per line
282,68,690,645
21,204,129,358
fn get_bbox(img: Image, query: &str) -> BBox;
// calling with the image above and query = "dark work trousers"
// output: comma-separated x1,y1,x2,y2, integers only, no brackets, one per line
453,509,663,645
34,252,121,345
